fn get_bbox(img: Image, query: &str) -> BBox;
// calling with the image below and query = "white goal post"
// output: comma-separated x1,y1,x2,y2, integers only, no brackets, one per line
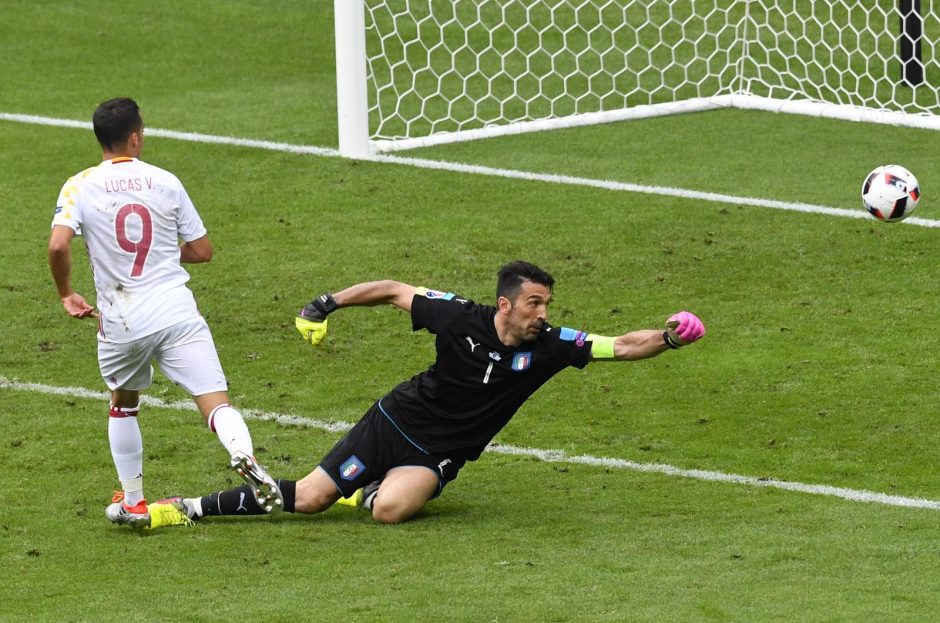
334,0,938,158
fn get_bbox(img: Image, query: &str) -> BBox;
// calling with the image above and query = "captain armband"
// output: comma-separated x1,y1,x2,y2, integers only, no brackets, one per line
586,333,616,360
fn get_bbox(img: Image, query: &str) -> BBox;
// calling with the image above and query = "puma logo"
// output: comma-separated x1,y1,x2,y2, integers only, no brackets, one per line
236,491,248,512
437,458,452,476
465,336,480,352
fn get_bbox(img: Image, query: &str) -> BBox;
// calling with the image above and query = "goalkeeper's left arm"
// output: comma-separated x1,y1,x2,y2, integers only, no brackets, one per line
294,280,418,347
589,311,705,361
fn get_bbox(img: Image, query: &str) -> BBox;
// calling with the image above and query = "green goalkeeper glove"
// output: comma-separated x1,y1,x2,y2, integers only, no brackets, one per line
295,293,338,347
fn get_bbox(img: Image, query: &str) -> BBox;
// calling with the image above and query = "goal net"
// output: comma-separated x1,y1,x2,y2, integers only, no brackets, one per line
334,0,939,156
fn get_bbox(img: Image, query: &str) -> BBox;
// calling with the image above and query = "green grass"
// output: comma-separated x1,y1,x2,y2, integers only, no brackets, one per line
3,1,940,621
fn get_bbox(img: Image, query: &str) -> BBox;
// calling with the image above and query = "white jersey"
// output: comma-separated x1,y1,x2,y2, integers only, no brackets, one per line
52,157,208,343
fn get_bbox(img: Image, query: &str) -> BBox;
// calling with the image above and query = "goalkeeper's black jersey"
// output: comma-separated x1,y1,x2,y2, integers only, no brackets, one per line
380,289,593,460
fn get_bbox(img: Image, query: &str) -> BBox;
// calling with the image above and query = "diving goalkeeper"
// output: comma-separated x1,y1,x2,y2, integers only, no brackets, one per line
150,261,704,526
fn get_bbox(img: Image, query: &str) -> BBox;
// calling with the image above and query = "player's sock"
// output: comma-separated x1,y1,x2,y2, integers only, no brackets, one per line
196,479,296,516
198,487,266,516
278,479,296,513
207,404,253,457
362,487,379,511
108,404,144,506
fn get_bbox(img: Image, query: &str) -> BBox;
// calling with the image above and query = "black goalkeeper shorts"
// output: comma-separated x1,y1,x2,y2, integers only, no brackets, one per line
318,400,466,499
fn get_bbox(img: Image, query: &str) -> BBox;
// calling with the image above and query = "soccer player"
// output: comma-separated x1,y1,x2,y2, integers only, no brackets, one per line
153,261,704,526
47,97,282,529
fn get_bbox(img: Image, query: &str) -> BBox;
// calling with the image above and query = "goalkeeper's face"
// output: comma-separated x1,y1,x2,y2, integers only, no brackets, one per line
504,281,552,343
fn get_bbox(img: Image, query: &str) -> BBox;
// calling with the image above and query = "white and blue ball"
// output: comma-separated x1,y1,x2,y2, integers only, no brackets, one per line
862,164,920,223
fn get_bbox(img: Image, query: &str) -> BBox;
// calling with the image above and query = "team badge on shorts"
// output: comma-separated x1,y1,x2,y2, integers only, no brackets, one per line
340,455,366,481
511,352,532,371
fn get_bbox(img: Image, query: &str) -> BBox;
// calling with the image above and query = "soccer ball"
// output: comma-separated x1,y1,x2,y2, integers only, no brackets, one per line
861,164,920,222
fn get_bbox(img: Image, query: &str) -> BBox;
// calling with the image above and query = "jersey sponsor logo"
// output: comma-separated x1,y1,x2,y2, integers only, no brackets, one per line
340,455,365,481
424,289,455,300
559,327,588,346
54,206,63,215
511,352,532,371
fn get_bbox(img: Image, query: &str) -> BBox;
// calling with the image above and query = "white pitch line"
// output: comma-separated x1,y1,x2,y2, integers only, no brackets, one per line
3,376,939,511
3,111,940,227
0,376,352,434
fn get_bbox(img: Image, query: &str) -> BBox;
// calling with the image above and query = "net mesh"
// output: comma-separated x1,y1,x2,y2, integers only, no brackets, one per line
363,0,940,145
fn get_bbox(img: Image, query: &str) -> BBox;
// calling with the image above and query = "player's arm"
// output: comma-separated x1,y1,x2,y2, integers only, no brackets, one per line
180,235,213,264
332,280,418,312
294,280,418,346
589,311,705,361
48,225,96,318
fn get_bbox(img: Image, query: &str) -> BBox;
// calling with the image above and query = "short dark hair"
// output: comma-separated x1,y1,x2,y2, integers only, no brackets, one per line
496,261,555,301
92,98,143,151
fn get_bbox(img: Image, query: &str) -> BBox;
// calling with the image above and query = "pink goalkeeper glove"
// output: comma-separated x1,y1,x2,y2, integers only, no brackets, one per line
664,311,705,348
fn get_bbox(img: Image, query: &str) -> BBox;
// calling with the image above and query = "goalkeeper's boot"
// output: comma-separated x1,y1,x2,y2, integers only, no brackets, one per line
230,451,283,513
146,497,196,530
335,479,381,510
105,492,150,529
335,488,363,508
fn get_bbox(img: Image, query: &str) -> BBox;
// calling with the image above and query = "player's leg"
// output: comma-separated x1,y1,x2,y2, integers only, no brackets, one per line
294,467,344,512
367,466,440,524
109,388,144,504
176,464,437,523
192,391,252,456
176,403,391,522
159,468,338,524
324,406,464,523
155,318,254,457
174,477,300,519
156,317,282,511
98,335,156,528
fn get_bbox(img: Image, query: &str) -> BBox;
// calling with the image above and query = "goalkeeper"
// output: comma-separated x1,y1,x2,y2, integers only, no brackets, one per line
154,261,704,525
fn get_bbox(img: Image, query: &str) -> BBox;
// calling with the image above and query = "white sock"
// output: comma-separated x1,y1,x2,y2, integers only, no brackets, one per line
108,405,144,505
208,404,253,457
187,497,204,518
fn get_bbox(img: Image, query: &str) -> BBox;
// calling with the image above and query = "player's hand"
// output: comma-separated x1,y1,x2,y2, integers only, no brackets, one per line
61,293,98,319
294,294,337,347
664,311,704,348
295,315,328,347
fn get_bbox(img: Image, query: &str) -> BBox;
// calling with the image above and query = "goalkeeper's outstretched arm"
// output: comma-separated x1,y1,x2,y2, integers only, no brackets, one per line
330,280,417,312
589,311,705,361
295,280,417,346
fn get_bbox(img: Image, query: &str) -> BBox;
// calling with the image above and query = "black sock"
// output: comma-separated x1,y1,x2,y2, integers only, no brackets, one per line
200,486,266,516
199,479,297,516
277,479,296,513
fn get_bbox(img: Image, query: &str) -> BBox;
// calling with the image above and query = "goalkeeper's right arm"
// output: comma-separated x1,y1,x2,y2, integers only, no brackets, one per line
295,280,418,346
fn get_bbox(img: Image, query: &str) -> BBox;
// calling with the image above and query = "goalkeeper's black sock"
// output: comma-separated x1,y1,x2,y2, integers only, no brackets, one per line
200,486,264,516
198,479,296,516
277,479,296,513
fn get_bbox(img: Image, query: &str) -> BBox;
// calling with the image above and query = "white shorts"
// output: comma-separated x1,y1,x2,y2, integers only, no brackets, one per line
97,316,228,396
